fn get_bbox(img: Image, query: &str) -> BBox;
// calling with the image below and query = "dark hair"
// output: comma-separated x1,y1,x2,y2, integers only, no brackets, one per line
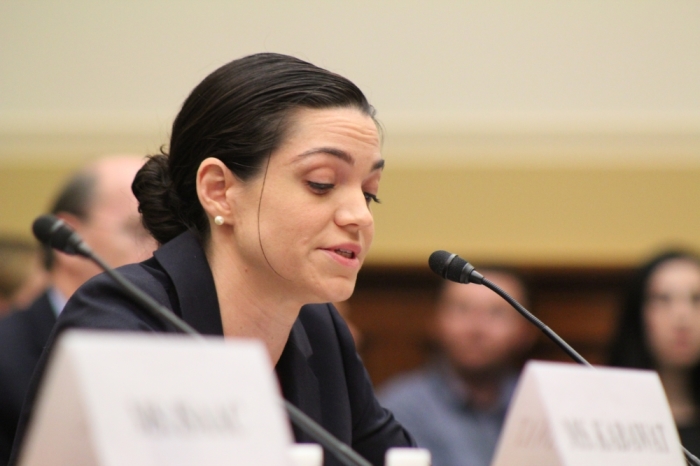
608,250,700,405
133,53,377,245
42,172,97,269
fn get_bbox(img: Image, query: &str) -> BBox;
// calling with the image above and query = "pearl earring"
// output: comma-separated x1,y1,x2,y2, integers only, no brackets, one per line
214,215,224,226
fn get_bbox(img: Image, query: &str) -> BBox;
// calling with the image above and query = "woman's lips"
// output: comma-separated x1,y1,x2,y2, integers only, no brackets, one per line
322,245,361,267
333,248,355,259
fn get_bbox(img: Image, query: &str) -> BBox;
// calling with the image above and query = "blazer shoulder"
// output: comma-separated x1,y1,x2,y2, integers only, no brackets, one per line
57,257,176,334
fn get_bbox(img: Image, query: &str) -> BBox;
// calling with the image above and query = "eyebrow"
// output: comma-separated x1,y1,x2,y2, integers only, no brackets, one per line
297,147,385,171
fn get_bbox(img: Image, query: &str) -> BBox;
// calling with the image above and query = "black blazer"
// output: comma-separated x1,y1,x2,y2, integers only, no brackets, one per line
0,293,56,466
11,232,413,466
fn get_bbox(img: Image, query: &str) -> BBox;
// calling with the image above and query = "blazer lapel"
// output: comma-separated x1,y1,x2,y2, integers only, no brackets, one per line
276,318,322,442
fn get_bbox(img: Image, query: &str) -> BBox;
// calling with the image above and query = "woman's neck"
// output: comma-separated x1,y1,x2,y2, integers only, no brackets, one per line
206,239,302,365
657,366,697,426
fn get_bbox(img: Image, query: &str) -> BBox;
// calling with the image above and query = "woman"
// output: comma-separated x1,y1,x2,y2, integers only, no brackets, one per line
608,250,700,455
12,53,414,465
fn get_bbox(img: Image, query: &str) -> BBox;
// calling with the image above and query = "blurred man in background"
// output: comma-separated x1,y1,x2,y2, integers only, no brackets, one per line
0,155,157,466
379,269,537,466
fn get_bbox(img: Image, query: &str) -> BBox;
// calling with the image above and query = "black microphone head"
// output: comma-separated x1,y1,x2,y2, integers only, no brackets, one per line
32,214,88,256
428,250,456,278
429,250,482,284
429,250,469,282
444,254,469,283
32,214,60,245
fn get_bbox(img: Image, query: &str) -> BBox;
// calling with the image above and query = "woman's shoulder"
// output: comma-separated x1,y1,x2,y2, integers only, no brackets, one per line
57,257,175,333
77,257,171,307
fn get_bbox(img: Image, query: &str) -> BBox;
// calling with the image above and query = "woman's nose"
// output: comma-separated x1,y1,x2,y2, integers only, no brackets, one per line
335,191,373,230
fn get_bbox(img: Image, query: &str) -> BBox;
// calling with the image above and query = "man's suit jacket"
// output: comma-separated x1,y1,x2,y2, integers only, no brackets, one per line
0,293,56,466
11,231,414,466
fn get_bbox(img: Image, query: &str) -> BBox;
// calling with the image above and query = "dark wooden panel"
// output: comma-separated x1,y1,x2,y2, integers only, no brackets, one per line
347,264,632,387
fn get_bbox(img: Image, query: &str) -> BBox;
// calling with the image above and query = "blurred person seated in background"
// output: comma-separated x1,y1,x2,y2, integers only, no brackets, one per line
0,239,48,317
608,250,700,455
0,155,157,466
378,269,537,466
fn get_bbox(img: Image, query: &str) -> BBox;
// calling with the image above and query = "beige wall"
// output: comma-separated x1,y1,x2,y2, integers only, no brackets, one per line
370,164,700,266
2,1,699,265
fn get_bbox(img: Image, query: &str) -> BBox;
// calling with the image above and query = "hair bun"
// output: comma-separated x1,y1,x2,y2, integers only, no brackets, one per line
132,153,186,245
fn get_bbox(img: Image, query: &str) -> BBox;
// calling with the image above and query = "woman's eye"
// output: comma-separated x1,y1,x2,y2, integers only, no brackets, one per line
308,181,334,193
364,192,381,205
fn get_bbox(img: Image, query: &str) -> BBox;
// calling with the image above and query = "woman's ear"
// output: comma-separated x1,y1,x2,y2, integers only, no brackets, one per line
197,158,236,223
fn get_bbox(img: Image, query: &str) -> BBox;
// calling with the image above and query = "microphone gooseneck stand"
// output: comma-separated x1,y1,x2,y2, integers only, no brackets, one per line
33,215,372,466
428,250,700,466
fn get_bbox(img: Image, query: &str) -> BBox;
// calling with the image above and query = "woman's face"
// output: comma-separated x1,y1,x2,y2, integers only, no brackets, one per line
643,258,700,370
230,107,383,304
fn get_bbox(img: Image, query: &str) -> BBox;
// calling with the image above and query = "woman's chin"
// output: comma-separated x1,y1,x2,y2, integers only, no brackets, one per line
313,280,356,304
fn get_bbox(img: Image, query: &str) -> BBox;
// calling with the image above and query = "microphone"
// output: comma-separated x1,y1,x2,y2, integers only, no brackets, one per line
428,250,484,285
33,215,199,336
428,249,700,466
32,214,93,257
33,214,372,466
429,249,589,366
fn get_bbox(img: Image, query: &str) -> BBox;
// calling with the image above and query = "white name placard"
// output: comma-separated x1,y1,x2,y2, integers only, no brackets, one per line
18,330,294,466
491,360,685,466
289,444,323,466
